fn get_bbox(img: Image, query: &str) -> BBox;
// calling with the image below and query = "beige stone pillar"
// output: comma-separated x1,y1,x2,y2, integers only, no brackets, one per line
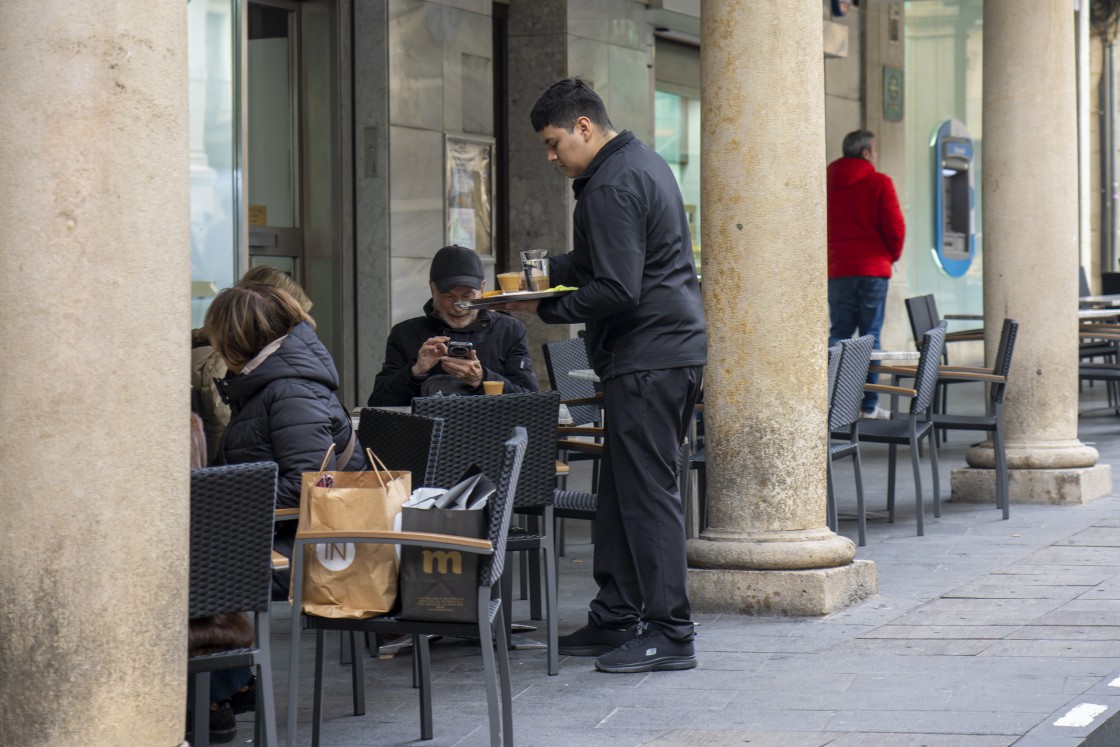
951,0,1111,505
687,1,876,615
0,3,190,746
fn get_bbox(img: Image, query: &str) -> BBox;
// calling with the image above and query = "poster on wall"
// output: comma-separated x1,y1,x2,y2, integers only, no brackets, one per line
445,134,494,256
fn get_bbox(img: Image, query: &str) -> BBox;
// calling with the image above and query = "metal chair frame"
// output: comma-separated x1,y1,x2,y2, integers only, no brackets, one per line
189,462,279,747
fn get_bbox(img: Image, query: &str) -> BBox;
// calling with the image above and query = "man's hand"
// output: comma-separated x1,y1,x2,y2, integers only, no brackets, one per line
440,349,484,388
493,299,541,316
412,336,450,377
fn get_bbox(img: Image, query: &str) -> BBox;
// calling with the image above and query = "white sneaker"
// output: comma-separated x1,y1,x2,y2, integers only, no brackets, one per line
861,406,891,420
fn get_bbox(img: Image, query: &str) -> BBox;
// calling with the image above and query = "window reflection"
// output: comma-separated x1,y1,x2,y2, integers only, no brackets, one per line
654,90,702,277
189,0,239,328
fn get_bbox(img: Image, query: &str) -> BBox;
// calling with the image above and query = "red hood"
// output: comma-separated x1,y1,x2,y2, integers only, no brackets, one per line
827,157,876,190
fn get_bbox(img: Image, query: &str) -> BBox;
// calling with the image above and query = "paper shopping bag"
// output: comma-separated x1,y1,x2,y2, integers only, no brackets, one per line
399,465,494,622
296,447,411,619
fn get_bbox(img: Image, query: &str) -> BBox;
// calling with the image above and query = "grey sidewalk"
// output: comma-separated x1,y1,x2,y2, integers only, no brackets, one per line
253,386,1120,747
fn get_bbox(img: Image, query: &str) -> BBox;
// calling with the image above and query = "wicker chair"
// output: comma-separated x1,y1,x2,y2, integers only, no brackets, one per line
904,294,984,441
542,337,602,428
287,428,526,747
356,408,444,488
841,323,947,537
414,390,561,675
932,318,1019,520
189,462,279,747
827,336,873,546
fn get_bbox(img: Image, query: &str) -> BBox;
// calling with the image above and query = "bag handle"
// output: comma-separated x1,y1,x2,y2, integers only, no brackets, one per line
365,448,392,489
317,443,336,477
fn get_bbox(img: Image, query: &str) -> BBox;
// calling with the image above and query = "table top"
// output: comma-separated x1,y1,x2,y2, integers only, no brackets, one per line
569,351,920,382
1080,293,1120,305
1080,309,1120,320
568,369,599,382
870,350,920,361
945,309,1120,321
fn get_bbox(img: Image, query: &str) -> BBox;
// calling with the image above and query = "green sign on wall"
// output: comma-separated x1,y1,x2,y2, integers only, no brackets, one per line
883,66,904,122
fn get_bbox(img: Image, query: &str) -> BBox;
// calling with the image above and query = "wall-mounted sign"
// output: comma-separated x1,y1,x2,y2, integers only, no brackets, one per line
248,204,268,227
444,134,494,256
883,67,904,123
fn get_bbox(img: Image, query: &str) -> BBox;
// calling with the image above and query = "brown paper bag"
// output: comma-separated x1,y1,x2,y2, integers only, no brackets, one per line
295,447,411,619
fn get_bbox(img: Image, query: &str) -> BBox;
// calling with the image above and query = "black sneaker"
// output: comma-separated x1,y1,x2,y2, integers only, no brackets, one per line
186,701,238,745
228,676,256,715
594,629,696,673
557,621,640,656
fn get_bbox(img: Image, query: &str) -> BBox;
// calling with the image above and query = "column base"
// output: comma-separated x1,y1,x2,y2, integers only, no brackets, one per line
688,560,878,616
951,464,1112,505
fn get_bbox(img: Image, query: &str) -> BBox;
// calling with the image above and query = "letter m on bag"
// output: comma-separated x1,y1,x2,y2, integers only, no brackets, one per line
422,550,463,574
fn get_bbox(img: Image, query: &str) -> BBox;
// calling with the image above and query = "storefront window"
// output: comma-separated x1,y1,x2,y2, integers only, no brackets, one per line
654,90,702,276
188,0,241,328
904,0,984,315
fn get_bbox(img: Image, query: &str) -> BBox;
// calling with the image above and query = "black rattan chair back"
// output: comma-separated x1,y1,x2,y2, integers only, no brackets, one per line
905,294,937,346
911,322,948,415
189,462,277,619
990,319,1019,407
357,408,443,487
827,344,842,401
542,338,600,426
414,390,559,511
830,335,874,431
481,427,528,588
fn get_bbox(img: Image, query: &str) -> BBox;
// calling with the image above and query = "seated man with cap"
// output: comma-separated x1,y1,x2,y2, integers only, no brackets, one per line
368,244,539,405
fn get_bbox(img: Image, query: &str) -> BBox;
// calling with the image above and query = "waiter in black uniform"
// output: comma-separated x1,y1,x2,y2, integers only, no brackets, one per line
499,78,707,673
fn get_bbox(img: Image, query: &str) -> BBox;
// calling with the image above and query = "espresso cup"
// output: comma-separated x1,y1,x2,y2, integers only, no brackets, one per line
482,381,504,396
496,272,521,293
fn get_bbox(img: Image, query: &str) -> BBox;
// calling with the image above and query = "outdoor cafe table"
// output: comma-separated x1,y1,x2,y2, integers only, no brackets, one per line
945,309,1120,321
568,350,921,383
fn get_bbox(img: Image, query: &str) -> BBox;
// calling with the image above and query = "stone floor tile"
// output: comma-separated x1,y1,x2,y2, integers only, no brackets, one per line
1007,624,1120,640
642,730,836,746
888,597,1063,626
979,639,1120,658
829,638,993,656
824,708,1044,735
824,734,1015,747
859,625,1019,639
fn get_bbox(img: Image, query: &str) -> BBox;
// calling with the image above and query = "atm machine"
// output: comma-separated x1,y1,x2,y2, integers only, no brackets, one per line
931,119,975,277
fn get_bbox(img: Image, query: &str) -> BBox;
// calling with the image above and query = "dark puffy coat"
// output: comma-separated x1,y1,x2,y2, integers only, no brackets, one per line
826,157,905,278
367,300,538,406
538,131,707,380
216,321,364,508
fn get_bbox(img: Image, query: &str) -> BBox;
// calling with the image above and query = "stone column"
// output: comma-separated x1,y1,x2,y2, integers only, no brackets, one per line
951,0,1111,505
687,0,876,615
0,3,190,746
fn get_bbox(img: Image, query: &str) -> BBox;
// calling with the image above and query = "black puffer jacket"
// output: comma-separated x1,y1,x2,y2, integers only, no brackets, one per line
538,131,707,380
367,300,539,406
216,321,365,508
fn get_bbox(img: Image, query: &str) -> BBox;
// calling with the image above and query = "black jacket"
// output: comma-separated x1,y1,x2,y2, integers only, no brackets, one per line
538,131,707,380
216,321,365,508
368,300,539,406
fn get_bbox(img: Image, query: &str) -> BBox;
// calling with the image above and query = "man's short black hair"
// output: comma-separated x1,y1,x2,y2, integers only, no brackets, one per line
530,78,615,133
842,130,875,159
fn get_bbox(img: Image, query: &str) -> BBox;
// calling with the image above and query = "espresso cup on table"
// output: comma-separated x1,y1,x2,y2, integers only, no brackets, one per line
482,381,504,396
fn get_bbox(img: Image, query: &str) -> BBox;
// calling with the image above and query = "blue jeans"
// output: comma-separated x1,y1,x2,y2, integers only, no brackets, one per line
828,276,889,412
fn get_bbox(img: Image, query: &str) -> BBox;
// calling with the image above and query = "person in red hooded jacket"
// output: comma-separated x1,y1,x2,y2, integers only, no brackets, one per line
827,129,906,418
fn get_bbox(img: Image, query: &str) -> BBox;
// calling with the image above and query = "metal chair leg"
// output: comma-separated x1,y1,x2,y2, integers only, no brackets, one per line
929,430,942,518
312,629,326,747
887,443,898,522
910,435,925,537
853,447,867,547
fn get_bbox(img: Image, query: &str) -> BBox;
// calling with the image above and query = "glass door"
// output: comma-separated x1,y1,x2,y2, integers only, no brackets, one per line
247,0,303,280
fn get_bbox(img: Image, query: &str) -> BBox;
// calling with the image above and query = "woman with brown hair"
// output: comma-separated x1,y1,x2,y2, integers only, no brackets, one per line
191,265,315,462
206,282,364,506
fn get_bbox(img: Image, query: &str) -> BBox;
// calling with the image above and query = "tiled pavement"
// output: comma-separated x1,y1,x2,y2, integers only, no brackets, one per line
237,385,1120,746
